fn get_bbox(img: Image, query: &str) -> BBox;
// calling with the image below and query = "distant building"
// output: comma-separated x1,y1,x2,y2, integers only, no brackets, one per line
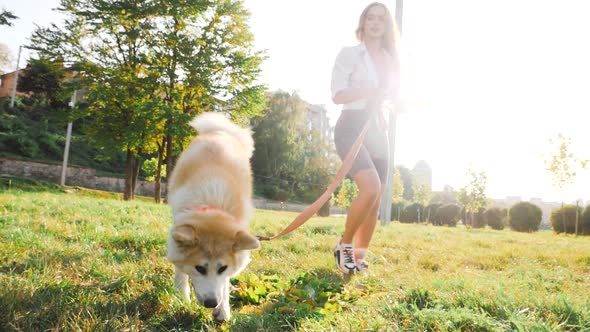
411,160,432,191
0,69,26,98
305,103,330,141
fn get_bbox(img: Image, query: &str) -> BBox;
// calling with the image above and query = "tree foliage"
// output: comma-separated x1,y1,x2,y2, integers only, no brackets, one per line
509,202,542,232
333,178,358,210
458,168,488,227
397,165,414,200
545,133,588,193
17,57,69,109
392,167,404,203
431,185,457,205
252,91,337,203
29,0,266,200
0,9,18,26
413,183,431,207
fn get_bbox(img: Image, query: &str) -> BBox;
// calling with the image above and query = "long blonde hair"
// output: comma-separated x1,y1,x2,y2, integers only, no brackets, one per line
355,2,401,71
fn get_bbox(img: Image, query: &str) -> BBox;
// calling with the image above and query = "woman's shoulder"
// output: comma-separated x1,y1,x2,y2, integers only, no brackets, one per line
337,44,363,55
335,44,364,63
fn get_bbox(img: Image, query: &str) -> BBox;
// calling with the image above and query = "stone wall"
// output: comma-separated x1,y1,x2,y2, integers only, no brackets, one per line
0,158,164,197
0,158,346,215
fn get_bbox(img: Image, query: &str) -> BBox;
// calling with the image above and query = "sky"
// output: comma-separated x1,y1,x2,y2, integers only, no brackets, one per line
1,0,589,203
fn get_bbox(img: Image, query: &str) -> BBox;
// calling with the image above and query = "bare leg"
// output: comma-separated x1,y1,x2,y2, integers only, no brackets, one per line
354,187,385,259
174,267,191,302
340,168,381,244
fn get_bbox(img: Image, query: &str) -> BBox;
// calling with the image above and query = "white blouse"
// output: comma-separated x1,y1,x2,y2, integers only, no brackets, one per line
331,43,398,111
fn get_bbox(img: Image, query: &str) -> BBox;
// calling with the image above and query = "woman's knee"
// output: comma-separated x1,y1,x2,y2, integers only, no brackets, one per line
354,170,381,201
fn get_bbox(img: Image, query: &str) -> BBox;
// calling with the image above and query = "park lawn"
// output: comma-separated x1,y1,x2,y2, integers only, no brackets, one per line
1,179,589,331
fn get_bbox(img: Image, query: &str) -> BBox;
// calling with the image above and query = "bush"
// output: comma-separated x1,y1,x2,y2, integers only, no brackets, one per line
432,204,461,226
582,205,590,235
424,203,441,223
472,207,487,228
509,202,542,232
390,201,405,221
485,207,505,230
550,204,585,234
400,202,424,223
317,200,330,217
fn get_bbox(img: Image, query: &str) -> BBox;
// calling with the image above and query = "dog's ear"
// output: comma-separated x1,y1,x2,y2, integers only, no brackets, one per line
233,231,260,251
172,225,197,245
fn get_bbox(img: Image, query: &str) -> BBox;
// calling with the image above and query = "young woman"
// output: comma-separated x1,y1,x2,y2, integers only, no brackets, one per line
331,2,400,274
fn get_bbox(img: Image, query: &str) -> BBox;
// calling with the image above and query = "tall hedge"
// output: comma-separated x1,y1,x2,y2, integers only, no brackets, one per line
582,205,590,235
551,204,589,235
400,203,424,223
432,204,461,226
485,207,505,230
509,202,542,232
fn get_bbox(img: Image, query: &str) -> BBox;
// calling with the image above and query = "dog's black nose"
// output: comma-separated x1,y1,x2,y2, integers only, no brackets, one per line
203,299,218,308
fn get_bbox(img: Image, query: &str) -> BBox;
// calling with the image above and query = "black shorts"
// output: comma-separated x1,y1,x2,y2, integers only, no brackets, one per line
334,109,390,184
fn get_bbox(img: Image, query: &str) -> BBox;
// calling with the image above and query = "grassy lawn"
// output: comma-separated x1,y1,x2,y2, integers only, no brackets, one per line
1,178,589,331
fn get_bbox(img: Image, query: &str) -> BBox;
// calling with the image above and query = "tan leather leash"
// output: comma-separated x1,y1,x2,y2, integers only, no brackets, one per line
256,111,375,242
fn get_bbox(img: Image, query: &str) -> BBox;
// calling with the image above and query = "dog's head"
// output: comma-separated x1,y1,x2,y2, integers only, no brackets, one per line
167,209,259,308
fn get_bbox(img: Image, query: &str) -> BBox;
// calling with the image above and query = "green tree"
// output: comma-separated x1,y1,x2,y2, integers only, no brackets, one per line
17,57,68,108
397,165,414,200
141,157,166,183
144,0,266,201
544,133,588,234
333,178,358,210
458,168,489,227
252,91,332,202
431,185,457,205
413,183,431,207
30,0,266,200
392,167,404,203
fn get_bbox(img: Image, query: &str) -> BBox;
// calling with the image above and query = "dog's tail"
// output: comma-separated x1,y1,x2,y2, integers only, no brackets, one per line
189,112,254,157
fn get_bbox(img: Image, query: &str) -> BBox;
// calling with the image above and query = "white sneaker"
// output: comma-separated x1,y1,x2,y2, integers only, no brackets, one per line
334,242,357,274
356,259,369,272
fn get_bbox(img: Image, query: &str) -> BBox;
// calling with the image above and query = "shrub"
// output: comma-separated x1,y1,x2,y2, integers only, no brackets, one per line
472,207,487,228
550,204,584,234
485,207,505,230
582,205,590,235
509,202,542,232
333,179,358,209
317,200,330,217
390,201,405,221
424,203,441,223
400,202,424,223
432,204,461,226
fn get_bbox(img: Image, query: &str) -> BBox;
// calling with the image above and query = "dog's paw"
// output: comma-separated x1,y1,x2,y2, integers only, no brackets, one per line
212,306,231,322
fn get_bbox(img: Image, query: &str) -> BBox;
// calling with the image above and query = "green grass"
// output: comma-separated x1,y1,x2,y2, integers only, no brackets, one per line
1,179,590,331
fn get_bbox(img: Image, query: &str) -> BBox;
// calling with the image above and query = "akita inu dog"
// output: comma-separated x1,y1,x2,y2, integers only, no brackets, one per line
166,112,260,321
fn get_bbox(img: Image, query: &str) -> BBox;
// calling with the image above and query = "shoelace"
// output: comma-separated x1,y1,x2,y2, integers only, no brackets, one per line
357,260,369,269
343,247,355,265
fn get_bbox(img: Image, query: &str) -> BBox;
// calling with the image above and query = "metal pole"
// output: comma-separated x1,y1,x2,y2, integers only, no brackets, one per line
10,45,22,108
60,91,76,186
380,0,404,225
